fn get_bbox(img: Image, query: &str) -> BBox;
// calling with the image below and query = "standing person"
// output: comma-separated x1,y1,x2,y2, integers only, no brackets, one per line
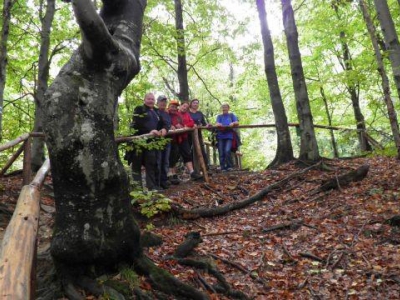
215,103,239,172
156,95,172,189
189,98,210,169
129,92,168,191
168,100,203,180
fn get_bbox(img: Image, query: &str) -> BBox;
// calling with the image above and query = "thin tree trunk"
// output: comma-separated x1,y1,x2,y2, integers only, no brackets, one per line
360,0,400,158
373,0,400,102
320,86,339,158
256,0,294,167
0,0,16,141
281,0,320,162
174,0,190,102
31,0,56,171
333,3,371,152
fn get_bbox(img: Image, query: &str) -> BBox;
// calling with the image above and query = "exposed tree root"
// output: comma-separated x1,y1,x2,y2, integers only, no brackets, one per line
172,162,321,220
134,254,210,300
177,258,249,300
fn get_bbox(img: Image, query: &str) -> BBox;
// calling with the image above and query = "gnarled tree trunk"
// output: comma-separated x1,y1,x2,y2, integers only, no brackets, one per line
256,0,294,168
43,0,145,274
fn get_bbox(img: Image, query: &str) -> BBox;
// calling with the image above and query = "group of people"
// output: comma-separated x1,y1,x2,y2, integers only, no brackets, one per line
125,92,239,192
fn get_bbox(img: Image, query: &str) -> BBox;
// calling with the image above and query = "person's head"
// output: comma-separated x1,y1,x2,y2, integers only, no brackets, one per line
221,103,230,114
157,95,168,111
189,99,200,111
144,93,155,108
168,99,180,113
179,101,190,113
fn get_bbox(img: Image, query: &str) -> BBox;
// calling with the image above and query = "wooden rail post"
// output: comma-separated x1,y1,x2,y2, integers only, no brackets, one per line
23,137,32,185
192,128,209,183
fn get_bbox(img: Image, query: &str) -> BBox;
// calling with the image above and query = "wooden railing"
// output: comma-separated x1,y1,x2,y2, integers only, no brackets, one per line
0,159,50,298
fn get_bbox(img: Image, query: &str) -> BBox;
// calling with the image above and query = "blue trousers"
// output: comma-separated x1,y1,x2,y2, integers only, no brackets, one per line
217,138,232,170
157,143,171,185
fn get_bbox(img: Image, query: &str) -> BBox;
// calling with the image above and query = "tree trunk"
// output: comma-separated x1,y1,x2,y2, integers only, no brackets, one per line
373,0,400,102
0,0,16,141
333,3,372,152
31,0,56,172
359,0,400,158
174,0,190,102
281,0,320,162
320,86,339,158
43,0,145,274
256,0,294,168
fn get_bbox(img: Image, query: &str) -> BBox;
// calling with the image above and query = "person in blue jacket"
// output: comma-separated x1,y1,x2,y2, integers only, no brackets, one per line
215,103,239,171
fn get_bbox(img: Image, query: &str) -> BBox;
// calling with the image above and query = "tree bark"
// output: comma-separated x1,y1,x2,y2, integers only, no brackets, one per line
43,0,146,274
373,0,400,102
332,3,372,152
31,0,56,171
359,0,400,158
320,86,339,158
174,0,190,102
281,0,320,162
0,0,16,141
256,0,294,168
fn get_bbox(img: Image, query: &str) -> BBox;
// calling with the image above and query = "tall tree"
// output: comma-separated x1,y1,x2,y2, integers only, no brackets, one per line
43,1,206,297
332,1,372,152
31,0,56,171
359,0,400,158
373,0,400,102
174,0,190,102
0,0,16,140
256,0,294,167
281,0,320,161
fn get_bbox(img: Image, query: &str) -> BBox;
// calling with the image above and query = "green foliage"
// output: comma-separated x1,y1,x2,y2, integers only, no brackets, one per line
130,189,172,218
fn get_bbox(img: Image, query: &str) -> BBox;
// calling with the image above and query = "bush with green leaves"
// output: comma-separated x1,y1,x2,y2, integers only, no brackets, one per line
130,189,172,218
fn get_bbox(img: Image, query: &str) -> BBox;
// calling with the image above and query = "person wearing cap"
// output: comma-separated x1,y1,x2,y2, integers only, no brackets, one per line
128,92,169,191
156,95,172,189
168,100,203,181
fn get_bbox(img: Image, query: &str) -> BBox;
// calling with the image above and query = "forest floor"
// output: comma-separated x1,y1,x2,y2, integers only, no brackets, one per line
1,156,400,299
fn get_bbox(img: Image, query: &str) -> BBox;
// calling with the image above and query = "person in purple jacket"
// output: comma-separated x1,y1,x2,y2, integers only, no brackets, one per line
215,103,239,171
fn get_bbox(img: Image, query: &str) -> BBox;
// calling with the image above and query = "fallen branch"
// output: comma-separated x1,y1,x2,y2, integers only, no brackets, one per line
262,219,303,233
298,252,325,262
172,162,321,220
317,164,369,193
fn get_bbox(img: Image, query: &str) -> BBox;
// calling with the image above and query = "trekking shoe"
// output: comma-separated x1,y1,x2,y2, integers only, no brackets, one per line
227,167,233,172
169,175,180,185
190,172,203,180
160,181,170,189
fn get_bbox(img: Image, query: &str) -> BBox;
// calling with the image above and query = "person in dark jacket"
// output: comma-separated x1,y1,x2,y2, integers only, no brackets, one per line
129,92,168,191
156,95,172,189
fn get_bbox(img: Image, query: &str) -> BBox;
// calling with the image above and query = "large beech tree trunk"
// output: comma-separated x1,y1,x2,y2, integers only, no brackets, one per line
43,0,145,273
31,0,55,171
359,0,400,158
281,0,320,162
256,0,294,167
0,0,16,140
174,0,190,102
373,0,400,102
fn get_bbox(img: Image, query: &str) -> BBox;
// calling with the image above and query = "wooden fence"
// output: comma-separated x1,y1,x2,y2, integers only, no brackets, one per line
0,123,360,298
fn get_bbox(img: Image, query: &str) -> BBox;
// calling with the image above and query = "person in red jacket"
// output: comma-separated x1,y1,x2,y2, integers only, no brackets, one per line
168,100,203,180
